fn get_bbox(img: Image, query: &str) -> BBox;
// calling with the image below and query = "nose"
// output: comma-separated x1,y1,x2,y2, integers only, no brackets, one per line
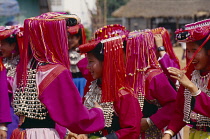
187,52,193,59
86,64,90,70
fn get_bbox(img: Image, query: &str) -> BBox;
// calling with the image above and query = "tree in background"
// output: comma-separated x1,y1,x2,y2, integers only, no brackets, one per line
105,0,129,18
85,0,129,40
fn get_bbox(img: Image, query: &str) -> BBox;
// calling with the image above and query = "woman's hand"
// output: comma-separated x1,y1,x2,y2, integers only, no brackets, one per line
162,133,172,139
0,130,6,139
140,118,149,132
77,134,88,139
167,67,198,93
94,102,103,111
154,34,163,47
66,131,78,139
0,124,7,139
154,34,166,57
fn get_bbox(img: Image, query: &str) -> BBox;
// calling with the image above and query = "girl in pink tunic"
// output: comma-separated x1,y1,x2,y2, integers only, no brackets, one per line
10,12,105,139
163,19,210,139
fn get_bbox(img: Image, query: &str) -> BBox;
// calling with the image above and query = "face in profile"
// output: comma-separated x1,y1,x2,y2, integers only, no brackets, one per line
87,53,103,79
0,40,16,58
186,42,210,72
68,35,81,50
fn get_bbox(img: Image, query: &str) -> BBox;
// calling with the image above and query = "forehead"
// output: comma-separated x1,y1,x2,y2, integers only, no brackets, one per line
87,53,95,59
186,42,199,49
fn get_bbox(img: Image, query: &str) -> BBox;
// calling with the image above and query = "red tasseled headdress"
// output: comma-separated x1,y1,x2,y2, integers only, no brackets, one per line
0,25,23,74
67,24,86,45
126,31,160,96
175,19,210,88
0,58,4,71
0,25,22,40
78,36,132,102
16,12,80,86
175,19,210,70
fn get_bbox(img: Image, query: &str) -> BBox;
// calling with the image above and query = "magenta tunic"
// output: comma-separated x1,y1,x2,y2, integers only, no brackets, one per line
112,91,141,139
193,92,210,117
144,69,177,129
167,85,210,134
0,69,12,123
38,64,105,134
166,86,186,134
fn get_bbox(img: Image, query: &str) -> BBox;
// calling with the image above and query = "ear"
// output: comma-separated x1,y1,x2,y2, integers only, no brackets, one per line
11,42,16,49
208,49,210,56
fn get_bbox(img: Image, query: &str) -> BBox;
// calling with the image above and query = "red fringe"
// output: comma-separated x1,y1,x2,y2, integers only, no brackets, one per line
10,128,26,139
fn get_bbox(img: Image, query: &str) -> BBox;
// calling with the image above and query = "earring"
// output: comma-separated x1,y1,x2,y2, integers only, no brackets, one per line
11,50,16,59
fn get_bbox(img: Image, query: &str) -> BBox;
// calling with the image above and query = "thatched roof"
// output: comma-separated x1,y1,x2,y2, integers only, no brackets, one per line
112,0,210,18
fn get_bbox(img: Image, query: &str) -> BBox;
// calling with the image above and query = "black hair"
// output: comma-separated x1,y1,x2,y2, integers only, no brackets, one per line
87,40,127,62
1,35,19,53
195,34,210,50
68,28,83,45
3,34,17,44
66,17,78,26
88,42,104,62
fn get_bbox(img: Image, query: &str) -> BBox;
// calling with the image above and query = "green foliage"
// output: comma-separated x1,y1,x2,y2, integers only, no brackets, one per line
84,27,92,41
98,0,129,18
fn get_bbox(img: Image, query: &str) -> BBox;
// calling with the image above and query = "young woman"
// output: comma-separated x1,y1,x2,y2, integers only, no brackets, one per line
67,24,87,96
126,31,177,139
163,19,210,139
10,12,105,139
0,25,23,139
77,35,142,139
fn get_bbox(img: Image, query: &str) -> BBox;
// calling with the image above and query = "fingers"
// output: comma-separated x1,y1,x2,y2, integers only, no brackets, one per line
154,34,163,47
167,67,184,79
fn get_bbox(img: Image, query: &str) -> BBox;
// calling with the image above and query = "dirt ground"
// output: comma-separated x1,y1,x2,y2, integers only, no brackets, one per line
173,46,190,139
173,46,186,68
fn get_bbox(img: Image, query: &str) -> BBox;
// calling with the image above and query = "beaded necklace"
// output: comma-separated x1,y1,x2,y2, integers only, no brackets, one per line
3,55,19,77
84,80,114,127
69,50,85,73
183,70,210,127
13,59,47,120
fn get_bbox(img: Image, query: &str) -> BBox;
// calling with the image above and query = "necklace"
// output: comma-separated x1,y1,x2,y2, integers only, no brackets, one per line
183,70,210,127
3,55,19,77
84,80,114,127
13,59,47,120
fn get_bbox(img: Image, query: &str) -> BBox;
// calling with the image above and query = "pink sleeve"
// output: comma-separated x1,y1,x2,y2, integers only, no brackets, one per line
0,69,12,123
77,58,89,78
148,73,177,129
114,92,142,139
193,92,210,117
39,69,105,134
159,53,180,84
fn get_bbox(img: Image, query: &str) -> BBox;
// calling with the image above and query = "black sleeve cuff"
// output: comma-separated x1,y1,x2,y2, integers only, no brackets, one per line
191,96,196,110
105,132,118,139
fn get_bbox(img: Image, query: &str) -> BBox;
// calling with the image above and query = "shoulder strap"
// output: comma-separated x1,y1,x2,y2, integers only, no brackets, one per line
39,64,67,95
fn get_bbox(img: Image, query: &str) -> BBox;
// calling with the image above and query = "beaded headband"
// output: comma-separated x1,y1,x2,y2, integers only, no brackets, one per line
78,24,128,53
0,25,23,40
33,12,81,26
94,24,129,40
175,19,210,42
77,39,101,53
